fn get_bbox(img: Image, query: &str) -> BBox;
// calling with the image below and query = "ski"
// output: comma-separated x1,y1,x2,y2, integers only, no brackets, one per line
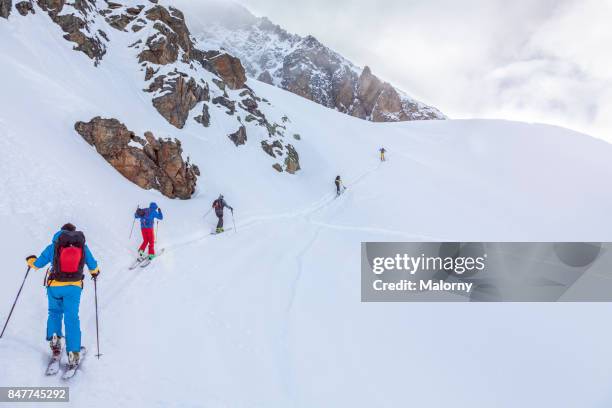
128,257,145,270
139,258,152,268
130,248,165,269
140,248,165,268
210,227,233,235
45,336,64,376
45,354,62,376
61,346,86,380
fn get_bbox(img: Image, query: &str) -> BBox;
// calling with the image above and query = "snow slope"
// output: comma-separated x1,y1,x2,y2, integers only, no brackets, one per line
2,5,612,408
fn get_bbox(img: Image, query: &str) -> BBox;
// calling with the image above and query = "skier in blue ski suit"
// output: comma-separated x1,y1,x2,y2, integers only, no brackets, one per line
26,223,99,364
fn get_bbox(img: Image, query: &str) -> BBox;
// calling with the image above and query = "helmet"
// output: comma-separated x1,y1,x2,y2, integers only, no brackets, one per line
149,202,158,210
219,194,224,199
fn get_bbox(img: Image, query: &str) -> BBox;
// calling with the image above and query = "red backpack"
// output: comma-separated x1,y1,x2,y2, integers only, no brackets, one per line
51,231,86,282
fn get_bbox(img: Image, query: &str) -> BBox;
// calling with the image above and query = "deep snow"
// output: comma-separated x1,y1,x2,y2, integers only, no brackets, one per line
2,4,612,408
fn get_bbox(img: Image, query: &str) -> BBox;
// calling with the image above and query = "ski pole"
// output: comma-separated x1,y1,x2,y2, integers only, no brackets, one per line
129,218,136,239
129,206,139,239
1,258,33,339
155,220,159,243
203,208,212,220
231,209,237,233
93,276,102,359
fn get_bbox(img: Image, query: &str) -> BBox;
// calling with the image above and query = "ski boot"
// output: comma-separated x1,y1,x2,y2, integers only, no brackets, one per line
50,334,62,358
67,350,81,370
137,250,146,262
216,227,224,234
45,333,63,375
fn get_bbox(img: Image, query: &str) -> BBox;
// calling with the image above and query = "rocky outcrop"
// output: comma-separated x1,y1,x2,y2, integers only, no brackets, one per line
144,5,192,60
228,126,247,146
261,140,283,157
152,75,209,128
194,50,247,90
35,0,107,64
212,95,235,115
130,5,192,65
74,117,199,199
351,67,406,121
138,22,180,64
15,0,33,15
284,144,300,174
372,87,404,121
262,140,300,173
130,2,248,131
105,4,142,31
194,104,210,127
257,70,273,85
208,52,246,90
0,0,12,18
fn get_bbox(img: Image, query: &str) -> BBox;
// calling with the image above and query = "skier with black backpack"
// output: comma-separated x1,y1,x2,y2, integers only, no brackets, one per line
134,202,163,265
212,194,233,234
26,223,99,377
335,175,346,196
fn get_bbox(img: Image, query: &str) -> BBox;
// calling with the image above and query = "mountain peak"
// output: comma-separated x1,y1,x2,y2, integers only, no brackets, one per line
189,2,445,122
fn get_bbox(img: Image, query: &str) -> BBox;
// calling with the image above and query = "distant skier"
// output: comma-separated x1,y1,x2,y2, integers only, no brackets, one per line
134,202,163,261
26,223,100,372
335,175,346,196
379,147,386,162
212,194,233,234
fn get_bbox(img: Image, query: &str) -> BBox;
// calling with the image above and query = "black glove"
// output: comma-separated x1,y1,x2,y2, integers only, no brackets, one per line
91,267,100,281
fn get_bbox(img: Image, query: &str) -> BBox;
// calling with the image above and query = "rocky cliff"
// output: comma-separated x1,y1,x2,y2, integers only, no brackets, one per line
189,2,445,122
75,117,199,199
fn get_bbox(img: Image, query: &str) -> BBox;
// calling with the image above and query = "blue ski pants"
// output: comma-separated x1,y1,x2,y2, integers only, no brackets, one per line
46,286,82,352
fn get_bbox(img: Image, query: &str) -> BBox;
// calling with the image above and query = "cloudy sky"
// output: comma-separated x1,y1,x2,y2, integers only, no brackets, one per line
183,0,612,140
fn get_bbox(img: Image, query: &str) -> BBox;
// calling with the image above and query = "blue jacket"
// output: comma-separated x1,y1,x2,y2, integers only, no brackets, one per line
34,230,98,271
135,203,163,229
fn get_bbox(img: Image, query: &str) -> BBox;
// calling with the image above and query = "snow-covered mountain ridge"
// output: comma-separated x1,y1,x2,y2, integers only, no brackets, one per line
185,0,446,122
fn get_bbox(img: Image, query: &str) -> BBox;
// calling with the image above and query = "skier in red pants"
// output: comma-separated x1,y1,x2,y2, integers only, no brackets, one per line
134,202,163,261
